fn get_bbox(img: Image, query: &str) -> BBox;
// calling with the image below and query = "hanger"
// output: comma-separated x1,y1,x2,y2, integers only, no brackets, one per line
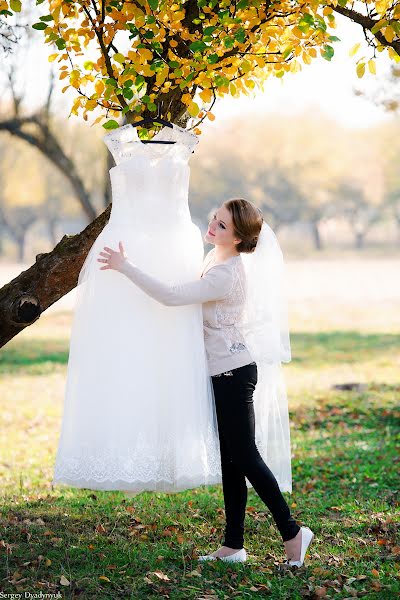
130,104,175,145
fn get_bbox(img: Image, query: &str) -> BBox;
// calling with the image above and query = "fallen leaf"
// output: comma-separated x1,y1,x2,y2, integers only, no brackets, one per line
60,575,70,586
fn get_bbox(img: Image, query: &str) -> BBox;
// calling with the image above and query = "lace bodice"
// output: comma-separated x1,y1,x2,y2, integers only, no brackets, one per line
103,123,199,166
201,249,253,375
102,123,200,228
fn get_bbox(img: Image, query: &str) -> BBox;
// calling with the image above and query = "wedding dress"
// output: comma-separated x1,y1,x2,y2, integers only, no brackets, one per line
52,123,223,493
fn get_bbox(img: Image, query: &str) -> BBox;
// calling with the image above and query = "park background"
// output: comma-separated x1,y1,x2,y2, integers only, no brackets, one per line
0,4,399,599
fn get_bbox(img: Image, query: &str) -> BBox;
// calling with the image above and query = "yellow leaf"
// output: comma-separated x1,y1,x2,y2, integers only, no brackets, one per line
113,53,125,64
384,26,395,43
10,0,21,11
48,53,58,62
388,47,400,62
181,93,192,105
91,116,104,126
137,48,153,62
356,62,365,78
199,88,212,103
99,576,111,582
368,59,376,74
95,80,105,94
206,111,215,121
187,101,200,117
349,43,360,57
240,60,251,73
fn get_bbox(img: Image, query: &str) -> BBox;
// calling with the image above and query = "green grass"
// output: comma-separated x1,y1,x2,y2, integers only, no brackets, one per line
0,317,399,599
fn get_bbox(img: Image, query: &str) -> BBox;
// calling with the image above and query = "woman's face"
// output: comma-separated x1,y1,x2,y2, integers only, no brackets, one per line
204,205,241,249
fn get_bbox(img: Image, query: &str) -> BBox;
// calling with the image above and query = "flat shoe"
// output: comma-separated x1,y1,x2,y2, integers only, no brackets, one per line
198,548,247,563
282,526,314,568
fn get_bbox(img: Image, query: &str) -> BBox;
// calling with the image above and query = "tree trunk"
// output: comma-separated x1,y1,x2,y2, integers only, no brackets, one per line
355,231,365,249
0,204,111,348
16,235,25,263
311,221,322,250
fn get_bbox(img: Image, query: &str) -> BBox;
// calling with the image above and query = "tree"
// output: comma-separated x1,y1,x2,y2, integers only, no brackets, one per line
1,0,400,347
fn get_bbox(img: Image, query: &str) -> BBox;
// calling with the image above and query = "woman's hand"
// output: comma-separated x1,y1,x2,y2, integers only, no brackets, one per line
97,241,128,271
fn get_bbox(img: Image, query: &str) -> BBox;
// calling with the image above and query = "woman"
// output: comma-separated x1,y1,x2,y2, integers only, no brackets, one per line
97,198,314,568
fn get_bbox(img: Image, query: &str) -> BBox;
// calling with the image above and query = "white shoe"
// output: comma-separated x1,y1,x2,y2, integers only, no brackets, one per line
198,548,247,563
283,526,314,568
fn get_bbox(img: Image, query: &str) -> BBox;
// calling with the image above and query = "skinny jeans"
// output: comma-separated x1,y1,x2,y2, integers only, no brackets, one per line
211,361,300,549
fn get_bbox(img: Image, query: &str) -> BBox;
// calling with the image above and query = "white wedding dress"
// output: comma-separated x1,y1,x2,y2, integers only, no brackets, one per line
52,123,223,493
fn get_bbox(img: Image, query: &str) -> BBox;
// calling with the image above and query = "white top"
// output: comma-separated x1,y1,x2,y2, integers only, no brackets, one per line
119,248,254,376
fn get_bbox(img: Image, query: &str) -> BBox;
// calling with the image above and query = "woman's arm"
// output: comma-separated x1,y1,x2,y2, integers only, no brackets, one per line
118,258,233,306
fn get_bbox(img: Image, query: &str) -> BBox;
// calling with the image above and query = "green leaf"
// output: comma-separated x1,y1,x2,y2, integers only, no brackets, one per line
203,26,216,36
282,47,292,60
301,13,314,24
298,22,310,33
105,77,117,86
122,88,134,100
103,120,119,130
234,28,246,44
189,40,208,53
148,0,158,9
328,35,341,42
207,53,219,64
39,14,54,21
223,36,234,49
55,38,66,50
322,44,334,61
371,19,389,34
32,22,48,30
315,16,327,32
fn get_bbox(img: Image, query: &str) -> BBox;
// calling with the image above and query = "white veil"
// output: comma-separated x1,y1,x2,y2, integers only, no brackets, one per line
239,221,293,493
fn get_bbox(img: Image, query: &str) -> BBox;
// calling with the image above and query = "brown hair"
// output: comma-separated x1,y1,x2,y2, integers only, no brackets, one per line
223,198,264,254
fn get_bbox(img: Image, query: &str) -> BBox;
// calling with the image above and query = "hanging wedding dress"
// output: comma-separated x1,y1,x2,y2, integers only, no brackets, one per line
52,123,223,493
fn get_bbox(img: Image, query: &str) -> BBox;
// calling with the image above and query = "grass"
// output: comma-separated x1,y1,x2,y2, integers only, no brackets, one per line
0,310,399,599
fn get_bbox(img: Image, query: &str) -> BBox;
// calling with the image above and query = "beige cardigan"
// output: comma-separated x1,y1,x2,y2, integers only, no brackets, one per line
119,248,254,376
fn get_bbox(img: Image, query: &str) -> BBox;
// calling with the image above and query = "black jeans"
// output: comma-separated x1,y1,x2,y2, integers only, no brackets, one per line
211,361,300,549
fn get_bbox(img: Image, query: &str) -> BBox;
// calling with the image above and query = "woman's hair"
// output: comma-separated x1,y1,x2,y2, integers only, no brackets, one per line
223,198,264,254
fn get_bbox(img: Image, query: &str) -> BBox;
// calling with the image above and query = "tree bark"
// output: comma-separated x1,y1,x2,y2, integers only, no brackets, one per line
0,204,111,348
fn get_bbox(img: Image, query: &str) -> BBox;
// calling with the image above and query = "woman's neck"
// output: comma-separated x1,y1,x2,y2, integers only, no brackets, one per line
213,246,240,262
